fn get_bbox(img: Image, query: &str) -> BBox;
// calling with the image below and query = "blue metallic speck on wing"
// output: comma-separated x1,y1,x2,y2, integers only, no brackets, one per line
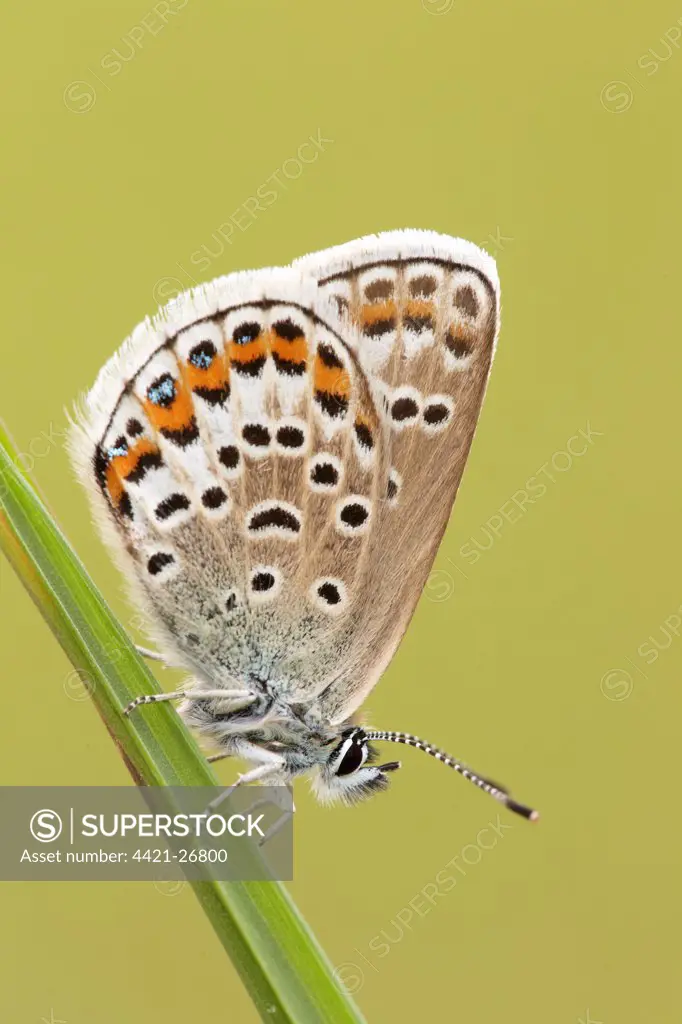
147,377,176,405
190,350,212,369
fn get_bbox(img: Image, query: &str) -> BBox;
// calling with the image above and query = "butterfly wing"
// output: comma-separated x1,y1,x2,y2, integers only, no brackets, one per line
294,230,499,722
69,269,393,703
69,231,497,731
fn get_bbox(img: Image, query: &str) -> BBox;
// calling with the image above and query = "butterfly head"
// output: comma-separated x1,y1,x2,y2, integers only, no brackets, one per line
312,726,401,805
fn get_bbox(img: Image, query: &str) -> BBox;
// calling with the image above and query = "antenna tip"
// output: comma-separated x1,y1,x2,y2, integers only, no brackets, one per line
506,798,540,822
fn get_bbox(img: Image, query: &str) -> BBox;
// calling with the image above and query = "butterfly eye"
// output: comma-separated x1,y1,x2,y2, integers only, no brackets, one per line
333,736,368,777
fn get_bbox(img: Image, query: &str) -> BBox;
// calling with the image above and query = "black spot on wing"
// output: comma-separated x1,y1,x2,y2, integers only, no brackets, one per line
317,343,344,368
318,581,341,605
147,552,175,576
445,330,473,359
124,450,163,484
251,571,275,593
354,422,373,450
160,423,200,447
391,397,419,422
94,448,108,491
232,322,261,344
315,391,348,419
339,502,369,529
242,424,270,448
276,425,305,449
118,492,134,520
409,275,437,297
403,314,435,334
155,493,191,522
364,279,394,302
232,357,265,378
189,340,217,368
272,352,306,376
311,462,339,487
193,385,230,406
363,319,396,338
273,319,304,341
423,402,451,426
454,285,479,318
248,506,301,534
202,486,228,510
219,445,240,470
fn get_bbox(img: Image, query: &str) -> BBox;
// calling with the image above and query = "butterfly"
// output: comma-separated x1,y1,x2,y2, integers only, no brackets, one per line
69,229,537,821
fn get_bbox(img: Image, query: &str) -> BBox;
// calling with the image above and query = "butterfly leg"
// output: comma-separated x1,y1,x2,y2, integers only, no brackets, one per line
135,645,166,663
245,786,295,846
207,718,279,760
201,767,285,819
202,742,286,817
245,786,296,818
206,750,232,764
258,804,295,848
231,762,284,787
207,704,277,737
211,738,285,777
123,688,253,716
201,763,286,819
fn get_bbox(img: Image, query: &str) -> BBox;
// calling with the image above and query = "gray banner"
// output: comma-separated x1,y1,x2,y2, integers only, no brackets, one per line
0,787,293,880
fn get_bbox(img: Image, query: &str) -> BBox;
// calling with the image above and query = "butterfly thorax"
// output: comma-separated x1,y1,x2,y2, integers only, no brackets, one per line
180,682,340,768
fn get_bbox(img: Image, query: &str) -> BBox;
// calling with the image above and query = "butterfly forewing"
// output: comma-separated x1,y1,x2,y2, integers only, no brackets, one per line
294,231,499,721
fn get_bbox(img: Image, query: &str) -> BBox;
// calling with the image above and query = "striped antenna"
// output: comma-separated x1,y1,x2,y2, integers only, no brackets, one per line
364,730,539,822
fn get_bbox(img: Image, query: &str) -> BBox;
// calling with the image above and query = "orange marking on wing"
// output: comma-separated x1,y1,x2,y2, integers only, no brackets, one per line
314,359,351,400
228,336,267,366
105,438,160,506
445,321,475,356
115,438,158,478
105,463,125,506
360,300,397,327
270,333,308,367
404,299,435,321
144,376,195,433
184,351,229,393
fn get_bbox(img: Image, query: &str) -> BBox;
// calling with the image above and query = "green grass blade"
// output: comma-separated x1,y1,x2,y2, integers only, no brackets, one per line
0,427,364,1024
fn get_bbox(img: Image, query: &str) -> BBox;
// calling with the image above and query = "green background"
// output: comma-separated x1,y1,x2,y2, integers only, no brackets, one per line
2,1,681,1021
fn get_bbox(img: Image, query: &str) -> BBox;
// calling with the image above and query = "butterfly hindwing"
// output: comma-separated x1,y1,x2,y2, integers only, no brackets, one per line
69,269,392,696
294,230,499,721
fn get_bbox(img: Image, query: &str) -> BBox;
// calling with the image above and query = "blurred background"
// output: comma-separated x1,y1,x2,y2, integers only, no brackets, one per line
2,1,681,1021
